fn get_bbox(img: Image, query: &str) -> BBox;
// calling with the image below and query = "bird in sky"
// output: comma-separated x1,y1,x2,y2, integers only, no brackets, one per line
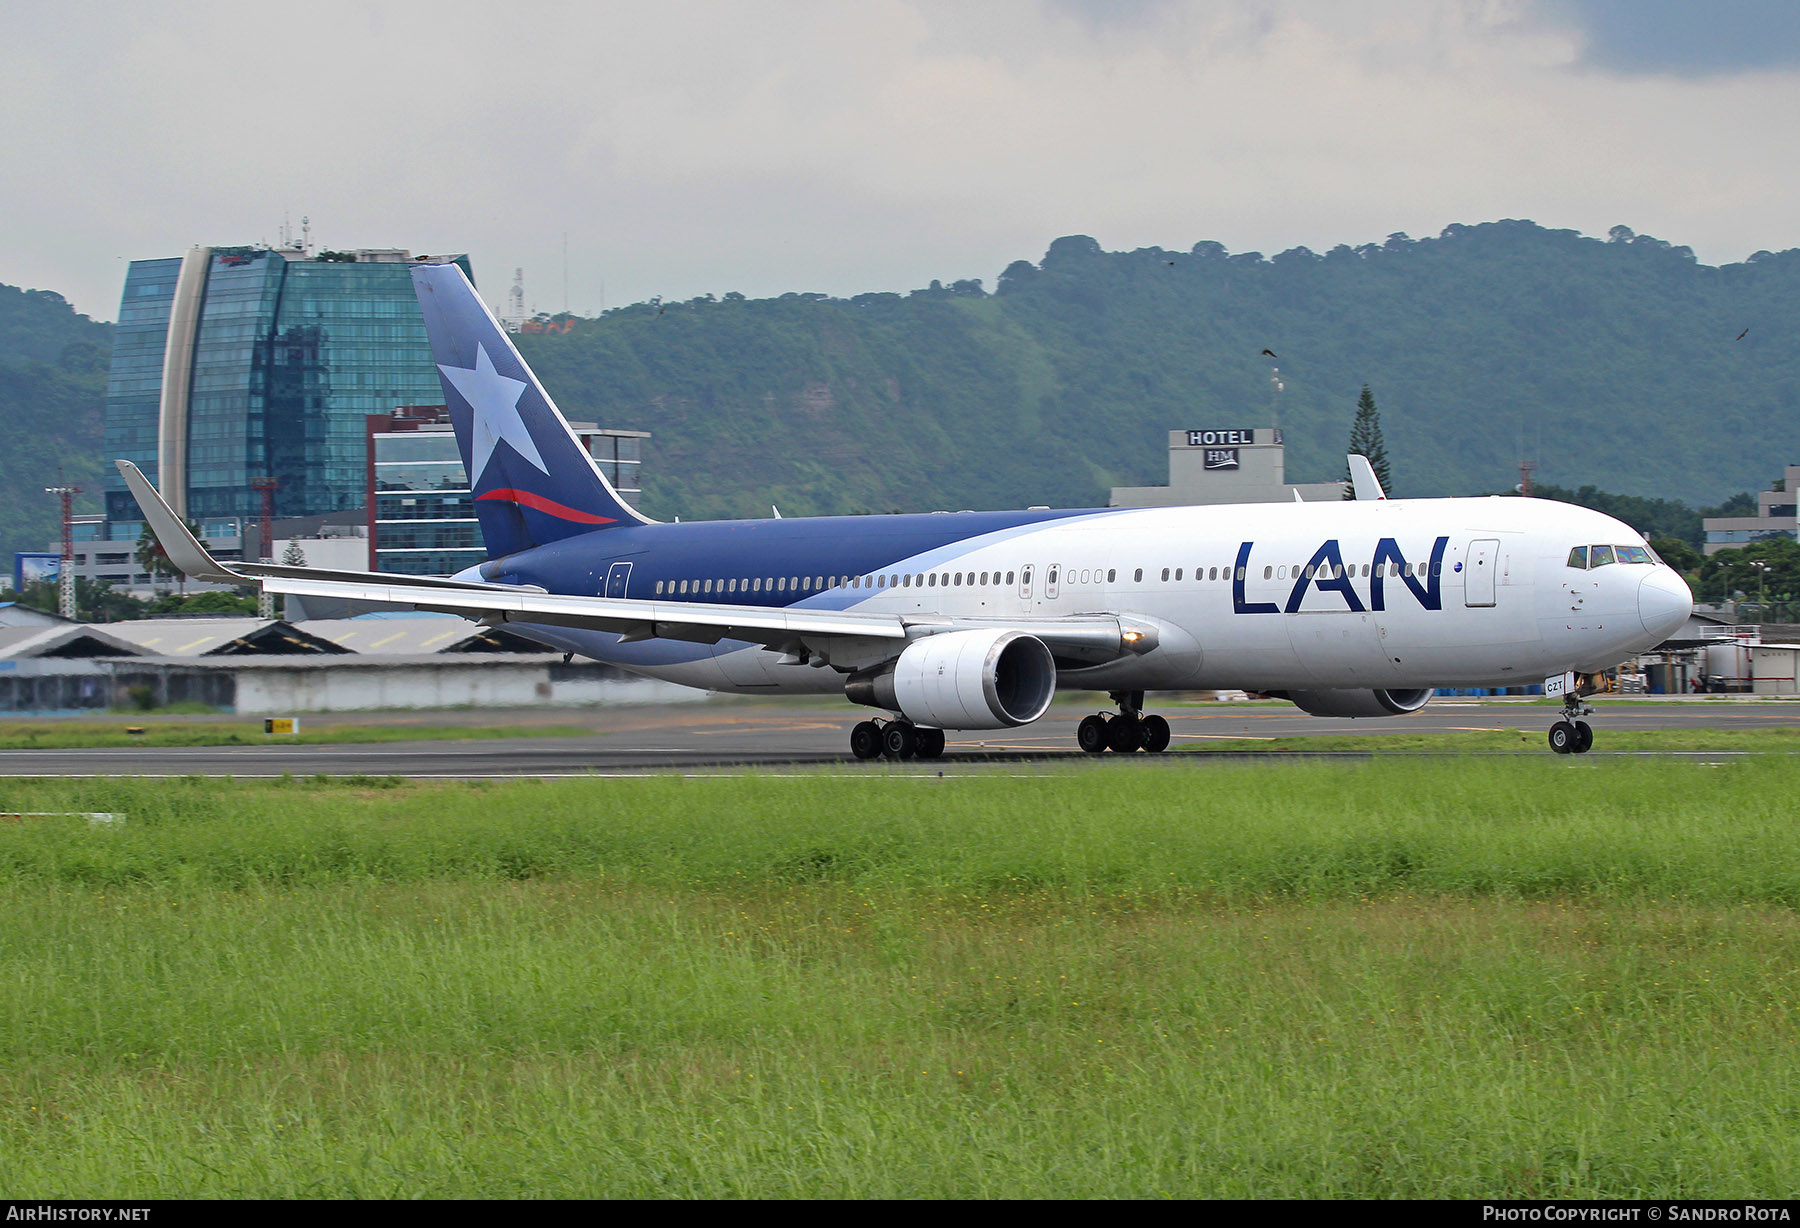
1261,348,1278,359
1736,327,1750,340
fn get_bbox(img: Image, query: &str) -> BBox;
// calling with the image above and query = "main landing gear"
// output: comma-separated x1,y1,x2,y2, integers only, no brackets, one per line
850,718,945,761
1548,696,1595,755
1077,691,1170,755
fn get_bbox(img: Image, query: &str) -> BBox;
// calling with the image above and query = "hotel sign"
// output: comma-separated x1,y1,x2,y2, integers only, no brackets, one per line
1187,428,1256,447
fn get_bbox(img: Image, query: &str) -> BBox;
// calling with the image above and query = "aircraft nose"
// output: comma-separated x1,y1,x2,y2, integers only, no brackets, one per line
1638,567,1693,641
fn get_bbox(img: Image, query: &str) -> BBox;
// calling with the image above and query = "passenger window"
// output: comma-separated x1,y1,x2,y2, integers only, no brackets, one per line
903,575,911,588
1161,567,1170,582
1567,546,1588,569
1107,569,1116,582
1134,568,1143,582
1237,566,1246,581
1007,571,1016,586
1590,545,1615,567
1263,566,1272,580
1175,568,1183,581
655,580,664,595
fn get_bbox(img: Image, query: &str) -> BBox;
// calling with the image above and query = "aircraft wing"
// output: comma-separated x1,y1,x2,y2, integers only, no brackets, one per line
118,460,1148,662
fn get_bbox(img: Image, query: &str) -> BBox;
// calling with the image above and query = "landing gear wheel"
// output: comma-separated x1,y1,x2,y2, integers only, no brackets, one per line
1078,715,1110,754
915,728,946,760
850,721,882,761
1571,720,1593,754
1548,721,1575,754
1139,714,1171,753
1106,714,1142,753
883,722,918,760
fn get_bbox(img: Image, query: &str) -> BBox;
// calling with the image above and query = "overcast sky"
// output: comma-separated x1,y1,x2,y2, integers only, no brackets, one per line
3,0,1798,321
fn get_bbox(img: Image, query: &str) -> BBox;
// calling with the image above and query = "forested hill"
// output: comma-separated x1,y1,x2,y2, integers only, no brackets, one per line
0,286,110,560
519,221,1800,523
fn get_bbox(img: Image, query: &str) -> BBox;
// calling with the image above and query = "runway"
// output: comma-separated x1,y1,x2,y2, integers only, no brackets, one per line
0,696,1794,777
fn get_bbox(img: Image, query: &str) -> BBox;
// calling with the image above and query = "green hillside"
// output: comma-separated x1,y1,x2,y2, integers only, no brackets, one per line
519,221,1797,521
3,218,1793,569
0,285,110,561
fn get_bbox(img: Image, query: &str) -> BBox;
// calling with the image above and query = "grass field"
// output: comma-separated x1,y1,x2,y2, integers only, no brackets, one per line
3,758,1798,1197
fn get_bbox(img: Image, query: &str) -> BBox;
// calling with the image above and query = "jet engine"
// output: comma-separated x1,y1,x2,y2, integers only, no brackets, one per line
1277,688,1434,719
846,628,1057,730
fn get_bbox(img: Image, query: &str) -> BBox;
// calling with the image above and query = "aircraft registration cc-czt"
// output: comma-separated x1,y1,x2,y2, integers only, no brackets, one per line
122,262,1694,758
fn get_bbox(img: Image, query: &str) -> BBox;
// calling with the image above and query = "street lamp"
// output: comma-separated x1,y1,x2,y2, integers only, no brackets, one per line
1748,560,1770,620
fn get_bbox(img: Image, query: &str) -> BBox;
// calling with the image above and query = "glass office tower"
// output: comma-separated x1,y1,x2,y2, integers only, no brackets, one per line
102,246,473,533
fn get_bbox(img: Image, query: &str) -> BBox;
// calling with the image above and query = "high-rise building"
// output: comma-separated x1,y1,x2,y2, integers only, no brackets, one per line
102,244,473,534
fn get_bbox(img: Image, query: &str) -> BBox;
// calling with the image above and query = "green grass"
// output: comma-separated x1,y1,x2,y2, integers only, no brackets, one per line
0,719,597,750
3,760,1799,1196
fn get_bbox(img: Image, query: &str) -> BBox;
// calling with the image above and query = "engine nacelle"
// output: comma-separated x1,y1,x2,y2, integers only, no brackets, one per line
1278,688,1434,719
846,628,1057,730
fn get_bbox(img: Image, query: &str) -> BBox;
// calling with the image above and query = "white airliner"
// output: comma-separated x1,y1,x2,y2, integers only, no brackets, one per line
119,263,1693,758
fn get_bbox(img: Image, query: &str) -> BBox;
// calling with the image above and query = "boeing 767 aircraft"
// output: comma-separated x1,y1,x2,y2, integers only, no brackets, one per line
121,262,1692,758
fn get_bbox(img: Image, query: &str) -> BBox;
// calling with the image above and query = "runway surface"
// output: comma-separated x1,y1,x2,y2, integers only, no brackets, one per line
0,697,1795,777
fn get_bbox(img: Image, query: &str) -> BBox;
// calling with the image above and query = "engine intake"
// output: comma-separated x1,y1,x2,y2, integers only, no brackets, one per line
846,628,1057,730
1277,688,1433,719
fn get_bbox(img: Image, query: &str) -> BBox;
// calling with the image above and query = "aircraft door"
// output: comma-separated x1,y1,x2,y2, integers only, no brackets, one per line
1018,564,1034,601
1464,540,1498,607
1045,563,1060,600
606,561,634,599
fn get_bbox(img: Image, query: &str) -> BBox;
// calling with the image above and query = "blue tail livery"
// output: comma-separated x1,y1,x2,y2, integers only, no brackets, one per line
411,262,651,559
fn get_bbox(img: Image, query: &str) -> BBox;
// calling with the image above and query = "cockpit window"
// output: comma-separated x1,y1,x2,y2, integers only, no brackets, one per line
1615,545,1653,565
1589,545,1616,567
1567,546,1588,569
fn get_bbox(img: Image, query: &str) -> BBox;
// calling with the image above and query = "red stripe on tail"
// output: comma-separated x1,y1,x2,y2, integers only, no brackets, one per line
477,488,617,525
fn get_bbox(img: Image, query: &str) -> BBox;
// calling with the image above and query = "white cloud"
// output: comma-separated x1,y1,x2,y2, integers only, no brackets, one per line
1,0,1796,319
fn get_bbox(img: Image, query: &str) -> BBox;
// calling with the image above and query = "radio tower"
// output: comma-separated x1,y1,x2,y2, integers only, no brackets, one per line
45,484,78,620
250,477,279,619
503,268,527,332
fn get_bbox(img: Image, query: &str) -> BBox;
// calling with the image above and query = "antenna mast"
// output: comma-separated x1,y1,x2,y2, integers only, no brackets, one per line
45,484,78,620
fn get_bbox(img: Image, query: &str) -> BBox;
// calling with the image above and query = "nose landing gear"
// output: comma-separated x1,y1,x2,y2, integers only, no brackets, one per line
1077,692,1171,754
1548,696,1595,755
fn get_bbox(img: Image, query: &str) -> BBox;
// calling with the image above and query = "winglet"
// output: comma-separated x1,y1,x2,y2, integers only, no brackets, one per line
1348,454,1387,501
114,460,248,586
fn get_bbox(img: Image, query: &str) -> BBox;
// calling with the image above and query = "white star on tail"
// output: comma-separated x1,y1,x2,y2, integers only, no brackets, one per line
438,342,547,484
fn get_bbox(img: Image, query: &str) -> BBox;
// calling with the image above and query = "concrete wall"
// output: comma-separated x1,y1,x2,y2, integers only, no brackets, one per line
231,657,697,713
0,655,701,714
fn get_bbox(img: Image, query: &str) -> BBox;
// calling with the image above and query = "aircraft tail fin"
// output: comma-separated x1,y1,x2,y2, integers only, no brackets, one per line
1348,454,1387,501
410,262,651,561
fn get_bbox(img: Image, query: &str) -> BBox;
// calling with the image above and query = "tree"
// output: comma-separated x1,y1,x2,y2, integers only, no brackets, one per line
1343,385,1392,498
135,519,202,596
281,540,308,566
1648,535,1703,579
